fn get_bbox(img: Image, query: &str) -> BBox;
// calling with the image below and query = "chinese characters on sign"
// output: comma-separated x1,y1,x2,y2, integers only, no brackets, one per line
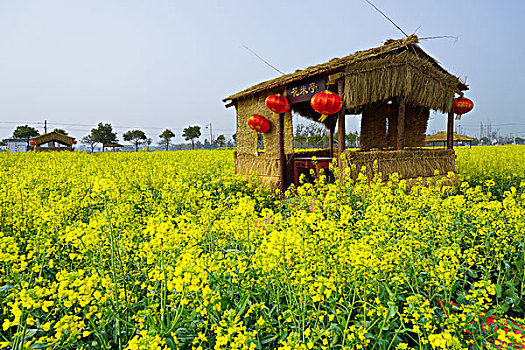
286,77,325,104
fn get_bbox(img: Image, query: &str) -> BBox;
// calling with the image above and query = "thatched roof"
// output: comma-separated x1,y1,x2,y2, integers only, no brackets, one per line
103,143,124,148
33,131,75,146
223,35,467,107
425,131,475,142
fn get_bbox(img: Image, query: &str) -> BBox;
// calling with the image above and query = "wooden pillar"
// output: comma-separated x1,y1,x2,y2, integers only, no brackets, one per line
328,128,334,156
396,96,406,150
447,110,454,149
277,112,286,193
337,79,345,157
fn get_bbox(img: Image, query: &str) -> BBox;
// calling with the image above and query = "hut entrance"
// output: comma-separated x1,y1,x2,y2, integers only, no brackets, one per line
224,35,469,191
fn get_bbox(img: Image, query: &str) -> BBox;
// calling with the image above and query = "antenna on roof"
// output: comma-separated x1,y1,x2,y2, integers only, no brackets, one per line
242,44,285,75
364,0,408,38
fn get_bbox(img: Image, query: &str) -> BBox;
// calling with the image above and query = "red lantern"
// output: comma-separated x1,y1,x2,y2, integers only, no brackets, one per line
453,97,474,120
310,90,343,122
265,94,290,119
248,114,271,134
29,141,35,146
72,140,77,144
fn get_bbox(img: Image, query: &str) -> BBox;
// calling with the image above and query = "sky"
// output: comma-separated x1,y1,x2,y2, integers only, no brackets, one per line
1,0,524,144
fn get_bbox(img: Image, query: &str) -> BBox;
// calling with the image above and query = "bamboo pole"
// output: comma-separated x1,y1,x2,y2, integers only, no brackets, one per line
278,111,286,192
328,128,334,157
337,79,345,156
447,110,454,149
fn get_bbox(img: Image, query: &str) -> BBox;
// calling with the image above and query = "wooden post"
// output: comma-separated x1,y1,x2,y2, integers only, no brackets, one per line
396,96,406,150
447,110,454,149
337,79,345,157
278,111,286,193
328,128,334,156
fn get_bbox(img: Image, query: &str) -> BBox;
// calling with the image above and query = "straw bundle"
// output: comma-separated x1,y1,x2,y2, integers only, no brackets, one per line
404,105,430,147
361,102,388,150
343,149,455,180
234,153,280,176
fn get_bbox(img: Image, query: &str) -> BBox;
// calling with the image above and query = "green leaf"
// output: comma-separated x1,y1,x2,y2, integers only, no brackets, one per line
494,284,502,298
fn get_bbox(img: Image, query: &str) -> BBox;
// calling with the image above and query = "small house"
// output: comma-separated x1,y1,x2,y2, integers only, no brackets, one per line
223,35,469,190
32,131,76,152
426,131,475,148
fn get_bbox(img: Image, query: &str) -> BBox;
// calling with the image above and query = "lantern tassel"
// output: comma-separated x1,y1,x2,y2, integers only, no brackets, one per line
319,114,328,122
272,112,277,119
455,114,462,120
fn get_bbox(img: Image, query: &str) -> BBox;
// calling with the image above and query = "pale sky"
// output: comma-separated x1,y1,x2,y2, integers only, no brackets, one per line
1,0,524,143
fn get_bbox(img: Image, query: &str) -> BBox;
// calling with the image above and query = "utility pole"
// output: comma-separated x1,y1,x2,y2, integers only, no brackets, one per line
44,120,47,133
205,123,213,145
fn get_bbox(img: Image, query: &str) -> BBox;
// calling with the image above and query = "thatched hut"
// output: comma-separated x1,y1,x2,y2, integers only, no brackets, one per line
426,131,475,148
103,143,124,152
223,35,468,190
32,131,76,152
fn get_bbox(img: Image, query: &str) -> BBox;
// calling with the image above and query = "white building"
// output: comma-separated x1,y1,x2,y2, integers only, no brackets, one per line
6,138,29,152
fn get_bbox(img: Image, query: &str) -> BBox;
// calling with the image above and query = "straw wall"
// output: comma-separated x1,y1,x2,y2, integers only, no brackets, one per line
234,152,280,187
35,147,73,152
386,101,399,148
236,92,293,156
405,105,429,147
361,101,430,150
361,102,387,150
343,149,455,180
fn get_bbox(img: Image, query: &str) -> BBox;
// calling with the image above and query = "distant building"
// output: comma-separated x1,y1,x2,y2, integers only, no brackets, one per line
425,131,475,147
32,131,76,152
6,138,29,152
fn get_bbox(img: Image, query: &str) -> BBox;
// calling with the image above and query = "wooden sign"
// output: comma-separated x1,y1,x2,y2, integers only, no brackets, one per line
286,77,325,104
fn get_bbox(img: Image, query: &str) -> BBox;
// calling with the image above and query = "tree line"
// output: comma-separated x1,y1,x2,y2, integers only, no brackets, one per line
293,123,359,149
1,124,234,151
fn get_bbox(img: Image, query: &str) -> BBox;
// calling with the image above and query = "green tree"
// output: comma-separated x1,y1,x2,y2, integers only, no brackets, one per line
81,134,97,152
91,123,118,152
159,129,175,151
53,128,68,135
345,132,360,148
215,134,226,148
306,123,326,148
123,129,147,152
294,124,307,148
182,126,201,150
515,137,525,144
13,125,40,146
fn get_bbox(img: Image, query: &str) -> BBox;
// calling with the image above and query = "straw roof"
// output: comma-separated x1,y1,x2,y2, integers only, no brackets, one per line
425,131,475,142
223,35,467,106
103,143,124,148
33,131,75,146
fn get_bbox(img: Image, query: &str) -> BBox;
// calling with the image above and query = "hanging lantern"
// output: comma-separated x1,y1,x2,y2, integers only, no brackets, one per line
453,97,474,120
72,140,77,144
265,94,290,119
248,114,271,139
310,90,343,122
29,141,35,146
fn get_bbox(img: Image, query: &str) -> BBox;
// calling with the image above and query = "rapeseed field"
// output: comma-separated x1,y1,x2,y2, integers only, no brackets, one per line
1,147,524,349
